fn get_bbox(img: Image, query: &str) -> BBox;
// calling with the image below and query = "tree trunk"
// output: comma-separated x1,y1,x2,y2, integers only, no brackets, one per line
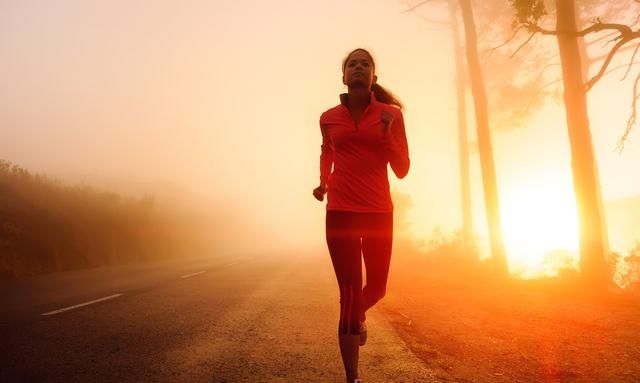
458,0,508,275
575,5,611,260
555,0,608,286
448,0,473,245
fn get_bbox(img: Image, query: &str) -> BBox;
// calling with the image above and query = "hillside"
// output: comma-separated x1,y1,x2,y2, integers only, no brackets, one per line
0,160,222,278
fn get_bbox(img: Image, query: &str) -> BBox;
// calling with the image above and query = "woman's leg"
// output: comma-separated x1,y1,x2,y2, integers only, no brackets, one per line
360,212,393,322
326,211,363,382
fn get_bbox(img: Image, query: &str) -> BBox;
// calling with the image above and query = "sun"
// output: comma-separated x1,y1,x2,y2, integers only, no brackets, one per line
500,183,579,278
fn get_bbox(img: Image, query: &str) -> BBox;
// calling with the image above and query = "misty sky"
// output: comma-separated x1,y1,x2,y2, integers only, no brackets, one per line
1,0,639,273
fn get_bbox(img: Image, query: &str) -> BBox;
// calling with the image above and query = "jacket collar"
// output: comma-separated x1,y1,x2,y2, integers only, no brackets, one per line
339,91,376,106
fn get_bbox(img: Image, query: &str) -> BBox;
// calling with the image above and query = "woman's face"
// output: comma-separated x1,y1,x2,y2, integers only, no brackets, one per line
342,50,377,90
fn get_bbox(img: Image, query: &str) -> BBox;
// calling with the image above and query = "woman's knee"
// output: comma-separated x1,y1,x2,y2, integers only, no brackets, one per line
373,287,386,302
364,284,386,303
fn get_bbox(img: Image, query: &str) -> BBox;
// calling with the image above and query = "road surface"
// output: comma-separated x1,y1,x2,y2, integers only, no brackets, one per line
1,253,436,382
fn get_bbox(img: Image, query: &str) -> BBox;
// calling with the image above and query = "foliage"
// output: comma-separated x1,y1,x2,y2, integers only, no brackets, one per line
542,249,579,279
0,159,217,278
611,242,640,290
509,0,547,26
424,227,488,274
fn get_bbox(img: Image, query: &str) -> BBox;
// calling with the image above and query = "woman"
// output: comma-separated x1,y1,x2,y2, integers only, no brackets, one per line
313,48,410,383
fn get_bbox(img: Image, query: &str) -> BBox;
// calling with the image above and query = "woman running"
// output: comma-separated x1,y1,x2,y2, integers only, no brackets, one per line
313,48,410,383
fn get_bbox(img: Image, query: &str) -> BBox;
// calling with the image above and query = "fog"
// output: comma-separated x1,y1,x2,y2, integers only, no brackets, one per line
2,0,640,266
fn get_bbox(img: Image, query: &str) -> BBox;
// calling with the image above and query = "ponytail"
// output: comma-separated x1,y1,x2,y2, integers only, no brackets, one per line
372,83,403,110
343,48,404,111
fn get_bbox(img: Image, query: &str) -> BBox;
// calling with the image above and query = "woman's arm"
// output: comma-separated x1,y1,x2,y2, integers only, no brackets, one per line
382,110,410,179
315,118,333,201
319,120,333,186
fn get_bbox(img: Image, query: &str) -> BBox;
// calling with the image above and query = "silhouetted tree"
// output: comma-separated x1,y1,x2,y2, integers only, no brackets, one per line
459,0,509,276
509,0,640,287
403,0,475,245
448,0,474,245
405,1,524,267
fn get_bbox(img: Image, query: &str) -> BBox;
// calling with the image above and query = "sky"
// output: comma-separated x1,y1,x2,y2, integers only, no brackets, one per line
1,0,639,275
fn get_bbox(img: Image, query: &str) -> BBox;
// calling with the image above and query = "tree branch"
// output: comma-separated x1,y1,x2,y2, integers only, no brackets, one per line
588,44,638,65
517,20,640,91
587,34,640,90
576,23,632,37
510,31,538,58
622,43,640,81
588,30,619,46
522,23,558,36
602,61,640,77
401,0,436,14
524,21,633,37
616,71,640,152
484,25,528,59
402,0,449,26
581,61,640,86
413,13,451,26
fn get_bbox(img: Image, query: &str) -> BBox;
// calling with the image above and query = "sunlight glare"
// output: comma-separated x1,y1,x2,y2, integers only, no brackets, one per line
501,184,579,278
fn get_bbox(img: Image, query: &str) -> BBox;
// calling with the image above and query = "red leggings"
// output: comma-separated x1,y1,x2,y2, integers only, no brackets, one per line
325,210,393,335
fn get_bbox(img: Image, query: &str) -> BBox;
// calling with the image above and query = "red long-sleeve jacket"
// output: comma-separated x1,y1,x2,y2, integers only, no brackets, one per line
319,92,410,213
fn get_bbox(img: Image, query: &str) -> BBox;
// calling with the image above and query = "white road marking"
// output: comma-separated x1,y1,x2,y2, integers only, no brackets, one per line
180,271,205,279
41,294,123,316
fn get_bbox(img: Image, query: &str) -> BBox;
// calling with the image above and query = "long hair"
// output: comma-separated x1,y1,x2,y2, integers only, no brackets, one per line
342,48,404,110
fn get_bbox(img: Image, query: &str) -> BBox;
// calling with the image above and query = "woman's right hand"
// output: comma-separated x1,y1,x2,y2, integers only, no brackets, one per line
313,184,327,202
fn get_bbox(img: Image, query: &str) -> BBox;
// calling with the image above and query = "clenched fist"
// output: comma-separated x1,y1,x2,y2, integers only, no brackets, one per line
381,110,394,135
313,184,327,202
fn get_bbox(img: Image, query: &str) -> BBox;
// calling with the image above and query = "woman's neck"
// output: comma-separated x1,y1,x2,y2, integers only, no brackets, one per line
347,88,370,110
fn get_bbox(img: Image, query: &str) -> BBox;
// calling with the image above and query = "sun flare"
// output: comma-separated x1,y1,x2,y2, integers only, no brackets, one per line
501,184,579,278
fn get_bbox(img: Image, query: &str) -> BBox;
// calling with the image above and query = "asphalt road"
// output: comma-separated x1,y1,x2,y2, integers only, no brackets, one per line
0,253,436,382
